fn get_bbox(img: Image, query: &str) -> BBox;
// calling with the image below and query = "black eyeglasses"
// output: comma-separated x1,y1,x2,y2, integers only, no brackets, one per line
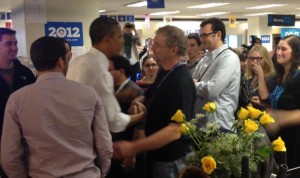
199,31,217,38
248,57,263,61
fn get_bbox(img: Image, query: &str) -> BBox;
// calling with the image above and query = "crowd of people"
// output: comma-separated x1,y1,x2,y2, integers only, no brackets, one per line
0,16,300,178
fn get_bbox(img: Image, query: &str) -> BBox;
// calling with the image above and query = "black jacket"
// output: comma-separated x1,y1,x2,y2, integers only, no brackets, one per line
0,59,36,137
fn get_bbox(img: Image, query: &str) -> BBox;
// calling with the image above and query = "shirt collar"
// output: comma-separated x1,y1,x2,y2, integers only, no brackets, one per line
207,44,228,60
36,72,65,83
115,78,130,94
89,47,109,69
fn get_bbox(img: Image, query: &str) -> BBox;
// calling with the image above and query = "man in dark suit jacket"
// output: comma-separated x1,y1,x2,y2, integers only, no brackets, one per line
107,55,145,178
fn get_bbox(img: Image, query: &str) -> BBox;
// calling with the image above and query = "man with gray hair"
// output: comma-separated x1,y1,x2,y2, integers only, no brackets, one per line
114,25,196,178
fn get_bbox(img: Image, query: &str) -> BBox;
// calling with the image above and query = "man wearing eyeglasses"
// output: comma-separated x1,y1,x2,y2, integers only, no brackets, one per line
193,18,241,132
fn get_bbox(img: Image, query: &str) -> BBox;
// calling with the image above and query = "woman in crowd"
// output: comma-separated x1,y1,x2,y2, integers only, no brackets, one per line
136,55,158,92
245,45,275,106
265,35,300,169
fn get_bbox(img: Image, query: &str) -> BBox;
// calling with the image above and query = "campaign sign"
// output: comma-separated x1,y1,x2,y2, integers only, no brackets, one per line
126,15,135,22
6,12,11,20
45,22,83,46
261,35,270,43
0,12,5,20
281,28,300,37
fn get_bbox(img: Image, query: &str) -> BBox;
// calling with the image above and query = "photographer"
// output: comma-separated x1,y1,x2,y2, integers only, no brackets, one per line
120,23,141,81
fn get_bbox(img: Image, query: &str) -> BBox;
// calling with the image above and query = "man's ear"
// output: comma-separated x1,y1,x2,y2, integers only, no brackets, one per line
170,45,179,56
103,35,111,43
57,57,65,69
216,31,222,40
119,68,125,76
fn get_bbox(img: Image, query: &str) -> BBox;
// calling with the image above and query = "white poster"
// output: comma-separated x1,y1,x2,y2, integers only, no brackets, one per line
25,0,47,24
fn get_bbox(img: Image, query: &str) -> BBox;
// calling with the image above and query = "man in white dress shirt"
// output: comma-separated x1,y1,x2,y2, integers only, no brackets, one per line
67,17,145,133
193,18,240,131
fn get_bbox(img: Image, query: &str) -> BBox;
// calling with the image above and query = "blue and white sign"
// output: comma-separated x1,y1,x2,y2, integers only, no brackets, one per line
0,12,5,20
45,22,83,46
6,12,11,20
281,28,300,37
126,15,135,22
261,35,270,43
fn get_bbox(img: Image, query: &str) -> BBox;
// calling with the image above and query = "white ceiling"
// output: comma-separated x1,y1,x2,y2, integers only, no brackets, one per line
1,0,300,19
98,0,300,19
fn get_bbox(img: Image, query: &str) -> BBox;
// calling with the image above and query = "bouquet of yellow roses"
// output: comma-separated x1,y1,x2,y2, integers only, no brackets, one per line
171,103,286,178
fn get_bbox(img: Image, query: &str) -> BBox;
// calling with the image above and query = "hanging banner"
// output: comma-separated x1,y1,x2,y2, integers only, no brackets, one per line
126,15,135,22
147,0,165,8
44,22,84,46
268,14,295,26
6,12,11,20
0,12,5,20
145,14,150,29
117,15,126,22
229,16,236,28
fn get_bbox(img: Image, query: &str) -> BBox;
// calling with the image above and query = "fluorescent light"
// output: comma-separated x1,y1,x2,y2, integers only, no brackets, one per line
188,3,229,9
243,12,273,16
127,1,147,7
245,4,287,10
150,11,180,16
99,10,106,13
198,12,229,16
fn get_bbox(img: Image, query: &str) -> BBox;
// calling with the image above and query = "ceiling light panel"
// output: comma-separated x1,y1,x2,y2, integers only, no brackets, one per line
245,4,287,10
150,11,180,16
126,1,147,7
188,3,230,8
198,12,230,16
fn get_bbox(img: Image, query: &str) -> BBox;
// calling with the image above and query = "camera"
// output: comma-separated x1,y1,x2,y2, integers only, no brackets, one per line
125,23,133,28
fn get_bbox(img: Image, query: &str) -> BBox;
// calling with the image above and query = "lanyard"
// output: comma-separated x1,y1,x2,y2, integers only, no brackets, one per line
197,48,229,82
149,60,185,105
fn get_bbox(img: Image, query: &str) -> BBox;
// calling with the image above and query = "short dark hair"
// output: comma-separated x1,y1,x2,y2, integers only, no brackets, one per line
110,55,131,78
187,33,201,46
58,38,72,50
30,36,66,71
89,17,119,45
0,28,16,41
200,18,226,43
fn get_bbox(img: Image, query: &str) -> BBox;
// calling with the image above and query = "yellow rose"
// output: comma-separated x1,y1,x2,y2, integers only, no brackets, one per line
171,109,185,123
247,106,262,119
237,107,249,120
272,137,287,152
259,112,275,125
244,119,258,134
201,156,217,175
203,102,216,113
179,123,189,135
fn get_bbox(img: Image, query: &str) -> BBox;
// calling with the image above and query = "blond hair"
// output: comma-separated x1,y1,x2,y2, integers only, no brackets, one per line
246,45,275,88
